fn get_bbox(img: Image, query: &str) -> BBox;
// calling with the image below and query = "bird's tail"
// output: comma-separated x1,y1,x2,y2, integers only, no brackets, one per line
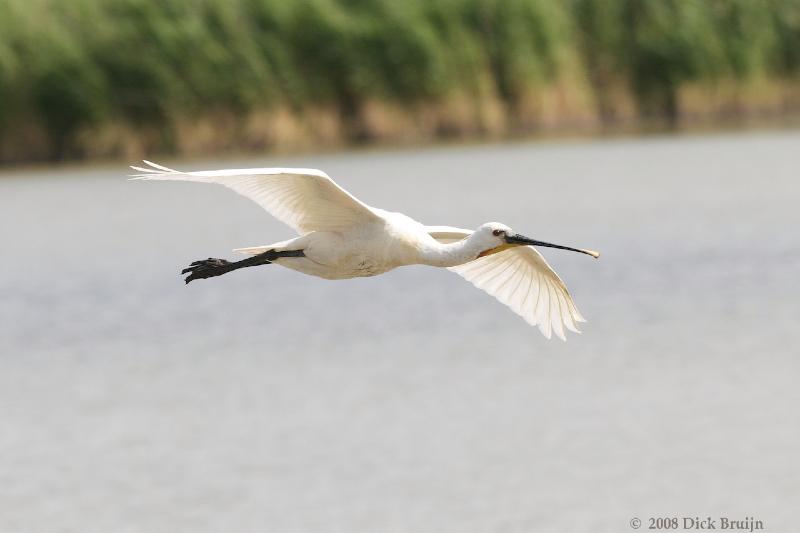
233,245,272,256
233,238,296,256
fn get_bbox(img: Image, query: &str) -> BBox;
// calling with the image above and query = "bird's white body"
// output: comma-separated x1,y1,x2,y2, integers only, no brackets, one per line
242,209,486,279
131,161,598,339
252,210,424,279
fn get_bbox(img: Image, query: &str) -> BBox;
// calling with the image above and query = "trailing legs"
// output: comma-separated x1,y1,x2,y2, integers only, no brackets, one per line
181,249,304,284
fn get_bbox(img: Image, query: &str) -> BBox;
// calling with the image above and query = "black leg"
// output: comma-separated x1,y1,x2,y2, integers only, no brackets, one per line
181,249,304,284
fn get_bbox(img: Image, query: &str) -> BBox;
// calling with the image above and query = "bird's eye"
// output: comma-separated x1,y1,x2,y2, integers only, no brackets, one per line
493,229,503,236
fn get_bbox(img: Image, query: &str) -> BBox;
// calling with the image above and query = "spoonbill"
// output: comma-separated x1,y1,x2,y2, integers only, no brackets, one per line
130,160,599,339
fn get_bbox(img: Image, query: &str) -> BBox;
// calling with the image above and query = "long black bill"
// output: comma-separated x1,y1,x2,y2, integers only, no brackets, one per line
505,233,600,259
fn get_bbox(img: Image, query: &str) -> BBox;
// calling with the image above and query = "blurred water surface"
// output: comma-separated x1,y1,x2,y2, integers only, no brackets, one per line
1,131,798,533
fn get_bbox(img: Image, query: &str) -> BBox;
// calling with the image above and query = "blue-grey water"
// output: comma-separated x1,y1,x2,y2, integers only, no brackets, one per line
1,131,798,533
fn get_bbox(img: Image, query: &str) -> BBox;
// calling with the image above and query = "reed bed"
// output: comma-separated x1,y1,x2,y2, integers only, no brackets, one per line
1,0,799,162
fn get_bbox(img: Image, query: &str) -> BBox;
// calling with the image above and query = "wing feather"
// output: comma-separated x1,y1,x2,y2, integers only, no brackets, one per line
130,160,379,234
428,226,585,339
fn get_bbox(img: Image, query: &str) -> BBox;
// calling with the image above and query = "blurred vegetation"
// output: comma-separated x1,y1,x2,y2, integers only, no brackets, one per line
1,0,799,162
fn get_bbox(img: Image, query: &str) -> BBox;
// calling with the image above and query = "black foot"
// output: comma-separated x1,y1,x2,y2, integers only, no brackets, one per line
182,258,232,284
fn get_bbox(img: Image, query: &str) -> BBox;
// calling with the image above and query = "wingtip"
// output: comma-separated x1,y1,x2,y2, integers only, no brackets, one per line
128,160,180,177
128,160,184,179
143,159,178,173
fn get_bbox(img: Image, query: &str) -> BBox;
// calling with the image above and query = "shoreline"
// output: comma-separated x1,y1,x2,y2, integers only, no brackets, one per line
3,79,799,167
2,111,799,175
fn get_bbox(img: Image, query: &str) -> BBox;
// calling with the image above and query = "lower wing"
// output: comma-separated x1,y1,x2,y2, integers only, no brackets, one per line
427,226,586,340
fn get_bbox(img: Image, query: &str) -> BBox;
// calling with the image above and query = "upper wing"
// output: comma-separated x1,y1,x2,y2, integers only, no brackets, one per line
428,226,586,340
130,160,380,234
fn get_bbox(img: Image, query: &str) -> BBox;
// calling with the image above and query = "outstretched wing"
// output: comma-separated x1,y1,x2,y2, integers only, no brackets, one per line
130,160,380,234
428,226,586,340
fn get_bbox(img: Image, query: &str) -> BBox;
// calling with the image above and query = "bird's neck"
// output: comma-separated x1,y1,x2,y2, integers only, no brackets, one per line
419,235,489,268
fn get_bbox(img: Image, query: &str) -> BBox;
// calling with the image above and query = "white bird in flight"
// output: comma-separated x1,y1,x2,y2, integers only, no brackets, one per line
131,160,599,339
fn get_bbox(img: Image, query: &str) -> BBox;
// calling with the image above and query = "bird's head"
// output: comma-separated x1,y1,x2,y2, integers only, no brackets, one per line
475,222,600,259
